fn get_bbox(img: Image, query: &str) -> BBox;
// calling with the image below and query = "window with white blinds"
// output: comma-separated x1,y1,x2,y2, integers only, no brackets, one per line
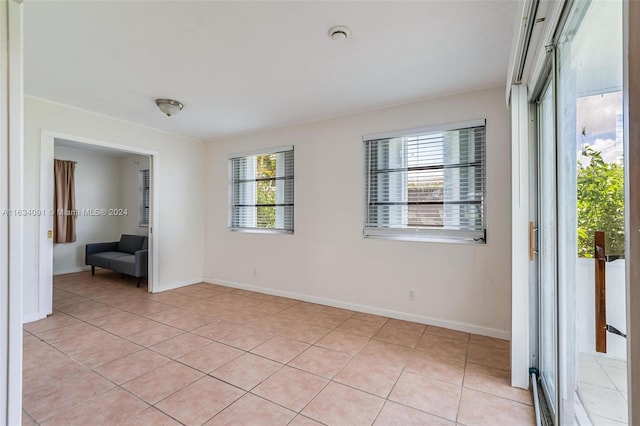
364,120,486,243
139,169,150,226
229,147,294,233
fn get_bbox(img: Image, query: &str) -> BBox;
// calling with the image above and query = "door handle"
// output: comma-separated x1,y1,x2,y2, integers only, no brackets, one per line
529,222,538,261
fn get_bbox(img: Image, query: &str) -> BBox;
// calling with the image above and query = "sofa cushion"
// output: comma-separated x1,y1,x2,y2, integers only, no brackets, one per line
141,237,148,250
118,234,145,254
110,255,136,276
87,251,128,269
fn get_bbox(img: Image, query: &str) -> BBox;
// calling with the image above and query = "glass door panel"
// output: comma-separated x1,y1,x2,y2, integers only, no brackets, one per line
538,79,558,418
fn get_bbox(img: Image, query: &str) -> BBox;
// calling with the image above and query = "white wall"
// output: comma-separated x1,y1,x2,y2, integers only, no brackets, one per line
24,96,205,321
119,153,150,236
52,146,123,275
204,86,512,338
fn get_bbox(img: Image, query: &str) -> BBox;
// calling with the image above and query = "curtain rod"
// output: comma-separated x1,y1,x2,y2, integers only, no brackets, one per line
54,159,78,164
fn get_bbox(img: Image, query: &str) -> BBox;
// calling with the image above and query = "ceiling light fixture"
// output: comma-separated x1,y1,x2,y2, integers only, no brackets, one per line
155,98,183,117
328,26,350,41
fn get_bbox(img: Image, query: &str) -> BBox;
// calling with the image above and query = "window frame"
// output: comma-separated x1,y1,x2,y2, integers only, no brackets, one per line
228,146,294,234
139,168,150,227
363,119,486,244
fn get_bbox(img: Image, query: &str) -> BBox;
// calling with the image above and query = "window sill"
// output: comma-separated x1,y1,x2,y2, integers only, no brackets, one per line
364,232,486,245
229,227,293,235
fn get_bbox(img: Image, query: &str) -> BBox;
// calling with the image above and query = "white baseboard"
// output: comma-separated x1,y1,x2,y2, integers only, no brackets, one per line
203,277,510,340
53,266,91,275
155,277,204,293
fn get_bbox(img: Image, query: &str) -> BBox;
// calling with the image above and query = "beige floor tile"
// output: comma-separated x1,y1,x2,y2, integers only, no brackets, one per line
373,324,425,349
405,351,466,385
280,323,333,344
145,308,215,331
464,362,532,405
358,340,413,369
250,336,310,364
120,407,182,426
315,330,369,355
205,393,296,426
94,349,171,384
177,341,244,373
23,312,82,334
122,361,204,404
192,319,242,340
386,319,427,333
334,355,402,398
289,345,352,379
156,376,244,425
126,323,185,347
53,332,142,368
211,353,282,390
469,334,510,350
85,311,139,328
149,332,212,359
23,335,47,352
288,415,324,426
22,411,38,426
416,334,469,361
23,369,115,422
40,387,148,426
374,401,455,425
336,318,386,338
302,382,385,425
457,388,535,426
389,371,461,421
350,312,390,326
425,325,470,342
253,366,328,411
218,325,274,351
34,322,100,344
466,343,510,371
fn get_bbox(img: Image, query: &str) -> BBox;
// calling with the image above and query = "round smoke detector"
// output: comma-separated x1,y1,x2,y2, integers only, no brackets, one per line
328,26,350,41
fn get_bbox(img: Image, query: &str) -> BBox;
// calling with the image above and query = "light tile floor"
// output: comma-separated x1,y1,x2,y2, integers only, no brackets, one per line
578,353,628,425
22,272,535,425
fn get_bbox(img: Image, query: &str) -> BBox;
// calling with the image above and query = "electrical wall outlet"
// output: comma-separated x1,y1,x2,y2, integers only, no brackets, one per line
409,290,415,301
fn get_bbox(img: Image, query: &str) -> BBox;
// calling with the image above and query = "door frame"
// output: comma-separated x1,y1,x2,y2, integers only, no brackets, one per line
38,130,160,318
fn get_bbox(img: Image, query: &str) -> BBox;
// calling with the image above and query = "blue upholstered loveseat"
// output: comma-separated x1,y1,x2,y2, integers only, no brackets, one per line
85,234,148,287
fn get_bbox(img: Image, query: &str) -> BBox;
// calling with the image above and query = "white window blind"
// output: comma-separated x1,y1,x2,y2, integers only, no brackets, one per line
229,148,294,232
364,121,486,243
139,169,150,226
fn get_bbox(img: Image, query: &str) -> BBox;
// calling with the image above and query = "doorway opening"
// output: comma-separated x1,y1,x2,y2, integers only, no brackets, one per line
38,131,159,318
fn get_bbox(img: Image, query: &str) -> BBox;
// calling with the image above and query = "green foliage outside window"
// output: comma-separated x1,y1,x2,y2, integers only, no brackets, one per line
256,154,276,228
577,147,624,258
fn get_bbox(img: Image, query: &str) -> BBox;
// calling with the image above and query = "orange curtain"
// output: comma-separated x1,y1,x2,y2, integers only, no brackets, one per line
53,159,77,243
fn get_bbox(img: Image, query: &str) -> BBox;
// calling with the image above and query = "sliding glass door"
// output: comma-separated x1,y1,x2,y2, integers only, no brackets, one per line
537,77,558,421
534,0,628,424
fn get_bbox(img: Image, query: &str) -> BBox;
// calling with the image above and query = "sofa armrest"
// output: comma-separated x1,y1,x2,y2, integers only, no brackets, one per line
134,249,148,277
85,242,119,264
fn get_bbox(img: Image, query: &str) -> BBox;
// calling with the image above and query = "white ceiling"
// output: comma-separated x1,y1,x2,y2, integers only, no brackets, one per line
24,1,519,141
